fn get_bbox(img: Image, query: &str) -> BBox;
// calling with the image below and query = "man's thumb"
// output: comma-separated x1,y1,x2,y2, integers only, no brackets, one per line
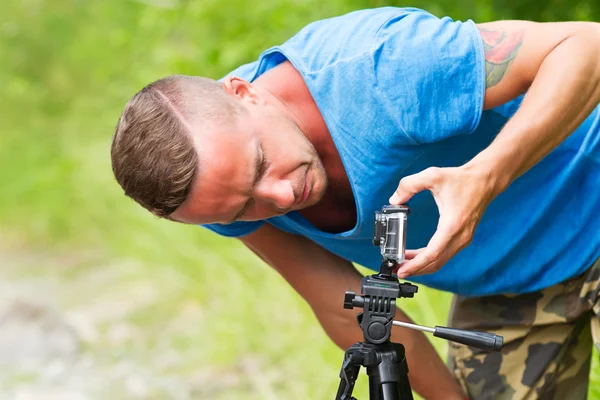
389,174,425,205
389,179,413,204
390,169,436,204
389,192,402,204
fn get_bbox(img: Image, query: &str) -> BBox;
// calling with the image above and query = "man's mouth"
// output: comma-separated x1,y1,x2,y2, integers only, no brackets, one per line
296,173,310,206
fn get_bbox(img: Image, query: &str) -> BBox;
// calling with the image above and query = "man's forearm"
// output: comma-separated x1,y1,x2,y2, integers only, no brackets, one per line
315,300,464,399
467,25,600,192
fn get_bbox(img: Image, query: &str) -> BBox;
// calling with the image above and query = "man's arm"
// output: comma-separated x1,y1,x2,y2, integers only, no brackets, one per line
391,20,600,278
240,223,464,400
474,20,600,188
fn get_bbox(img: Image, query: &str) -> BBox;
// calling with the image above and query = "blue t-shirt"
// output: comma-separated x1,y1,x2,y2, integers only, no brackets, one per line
204,7,600,297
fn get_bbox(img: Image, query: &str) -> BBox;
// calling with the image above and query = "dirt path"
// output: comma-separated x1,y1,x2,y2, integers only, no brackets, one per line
0,250,278,400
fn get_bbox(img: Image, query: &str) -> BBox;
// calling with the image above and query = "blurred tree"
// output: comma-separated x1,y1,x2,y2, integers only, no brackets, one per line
490,0,598,21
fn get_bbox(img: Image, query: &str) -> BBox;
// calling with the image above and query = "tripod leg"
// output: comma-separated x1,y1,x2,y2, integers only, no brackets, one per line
391,343,412,400
395,373,412,399
336,351,361,400
366,343,413,400
369,375,382,400
382,382,400,399
368,366,400,400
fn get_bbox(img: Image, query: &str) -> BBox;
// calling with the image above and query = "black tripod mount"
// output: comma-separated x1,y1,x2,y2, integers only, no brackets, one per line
335,205,504,400
335,261,504,400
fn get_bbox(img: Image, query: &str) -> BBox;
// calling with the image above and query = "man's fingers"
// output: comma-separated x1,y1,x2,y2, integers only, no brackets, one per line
396,220,455,277
404,248,423,260
396,250,438,278
389,168,439,205
392,249,423,273
398,232,468,278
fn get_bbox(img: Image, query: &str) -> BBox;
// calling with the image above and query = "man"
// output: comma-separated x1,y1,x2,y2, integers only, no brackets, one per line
110,7,600,399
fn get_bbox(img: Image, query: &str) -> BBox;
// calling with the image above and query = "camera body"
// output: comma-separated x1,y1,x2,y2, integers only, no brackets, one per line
372,205,410,263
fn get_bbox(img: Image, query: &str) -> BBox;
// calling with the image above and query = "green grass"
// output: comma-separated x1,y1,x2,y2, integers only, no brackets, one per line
1,0,598,398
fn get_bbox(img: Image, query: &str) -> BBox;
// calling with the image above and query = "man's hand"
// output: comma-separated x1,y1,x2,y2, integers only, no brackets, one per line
390,21,600,279
389,165,498,278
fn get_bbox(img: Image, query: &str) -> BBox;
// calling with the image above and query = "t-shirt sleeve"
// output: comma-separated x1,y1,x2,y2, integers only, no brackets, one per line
202,221,264,238
373,9,485,143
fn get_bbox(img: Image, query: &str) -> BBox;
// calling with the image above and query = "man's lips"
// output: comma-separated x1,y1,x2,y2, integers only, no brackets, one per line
296,174,310,206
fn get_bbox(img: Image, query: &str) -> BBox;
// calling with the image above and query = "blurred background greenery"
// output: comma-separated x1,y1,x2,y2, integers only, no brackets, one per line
1,0,598,398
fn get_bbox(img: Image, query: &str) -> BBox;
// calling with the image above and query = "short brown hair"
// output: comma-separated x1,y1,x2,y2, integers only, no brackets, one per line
111,75,237,218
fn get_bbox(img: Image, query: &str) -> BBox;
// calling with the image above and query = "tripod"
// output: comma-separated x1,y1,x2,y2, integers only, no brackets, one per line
335,206,503,400
335,259,417,400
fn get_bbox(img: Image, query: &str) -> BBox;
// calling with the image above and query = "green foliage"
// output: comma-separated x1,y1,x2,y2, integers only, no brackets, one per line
0,0,598,398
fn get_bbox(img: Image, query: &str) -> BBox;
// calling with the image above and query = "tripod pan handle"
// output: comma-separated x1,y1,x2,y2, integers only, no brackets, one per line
433,326,503,352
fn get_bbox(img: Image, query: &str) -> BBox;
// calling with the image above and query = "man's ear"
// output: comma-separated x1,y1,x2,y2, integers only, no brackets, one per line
222,76,260,104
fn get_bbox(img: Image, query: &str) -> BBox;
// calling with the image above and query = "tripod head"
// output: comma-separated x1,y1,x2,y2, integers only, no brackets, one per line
343,205,504,350
344,260,417,344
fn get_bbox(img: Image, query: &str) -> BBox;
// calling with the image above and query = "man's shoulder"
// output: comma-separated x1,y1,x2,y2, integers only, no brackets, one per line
297,6,419,31
223,7,435,83
282,7,428,63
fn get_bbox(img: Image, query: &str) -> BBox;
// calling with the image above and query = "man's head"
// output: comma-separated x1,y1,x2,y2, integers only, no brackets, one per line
111,74,328,225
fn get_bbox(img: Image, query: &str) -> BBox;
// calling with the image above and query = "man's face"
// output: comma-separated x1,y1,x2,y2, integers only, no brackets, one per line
171,83,328,225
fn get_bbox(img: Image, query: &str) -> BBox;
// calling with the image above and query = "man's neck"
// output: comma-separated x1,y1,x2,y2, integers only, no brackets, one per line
252,61,335,162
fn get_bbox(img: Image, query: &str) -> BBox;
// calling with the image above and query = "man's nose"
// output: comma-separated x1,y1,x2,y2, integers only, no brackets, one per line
254,180,296,210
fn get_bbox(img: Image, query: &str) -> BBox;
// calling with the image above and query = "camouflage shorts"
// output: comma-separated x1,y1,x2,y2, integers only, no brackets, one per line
447,257,600,400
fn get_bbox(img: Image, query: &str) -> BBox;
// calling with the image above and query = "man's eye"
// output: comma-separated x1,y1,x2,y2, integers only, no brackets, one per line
248,198,256,211
258,148,269,181
238,198,255,221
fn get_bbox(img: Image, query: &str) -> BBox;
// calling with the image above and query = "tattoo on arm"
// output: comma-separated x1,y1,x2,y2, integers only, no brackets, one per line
479,27,525,88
